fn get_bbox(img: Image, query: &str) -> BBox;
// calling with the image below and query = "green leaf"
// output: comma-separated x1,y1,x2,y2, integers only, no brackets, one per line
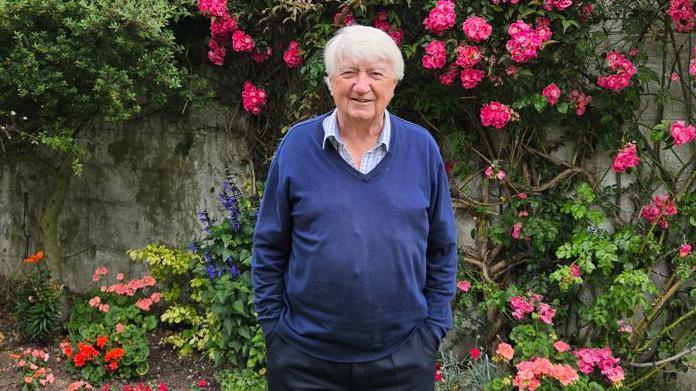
556,102,569,114
232,300,245,315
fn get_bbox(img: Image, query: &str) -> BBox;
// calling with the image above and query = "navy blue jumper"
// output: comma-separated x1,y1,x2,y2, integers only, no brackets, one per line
252,112,458,363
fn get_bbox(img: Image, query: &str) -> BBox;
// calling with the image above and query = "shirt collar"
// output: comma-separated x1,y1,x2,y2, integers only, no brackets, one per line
322,109,391,152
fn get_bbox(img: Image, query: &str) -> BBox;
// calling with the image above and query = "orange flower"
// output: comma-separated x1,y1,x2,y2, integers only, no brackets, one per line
23,250,44,264
104,347,124,362
96,335,109,349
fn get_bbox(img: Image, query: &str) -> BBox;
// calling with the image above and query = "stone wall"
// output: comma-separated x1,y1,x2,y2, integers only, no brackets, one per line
0,103,253,292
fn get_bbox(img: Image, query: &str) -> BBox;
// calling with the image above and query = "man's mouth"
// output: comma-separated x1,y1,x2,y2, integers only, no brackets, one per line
351,98,373,103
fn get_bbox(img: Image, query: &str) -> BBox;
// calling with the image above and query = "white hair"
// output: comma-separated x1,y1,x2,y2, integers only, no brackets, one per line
323,25,404,90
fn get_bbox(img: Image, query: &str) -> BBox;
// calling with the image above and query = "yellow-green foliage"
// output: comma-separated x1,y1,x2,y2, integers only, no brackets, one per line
161,304,201,325
128,244,196,302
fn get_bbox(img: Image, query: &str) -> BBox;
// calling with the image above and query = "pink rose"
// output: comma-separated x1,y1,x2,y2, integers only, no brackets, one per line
611,141,640,172
231,30,254,52
241,81,267,115
207,39,226,66
455,45,482,68
422,40,447,70
423,1,457,35
462,16,492,42
670,120,696,145
250,47,272,63
537,302,556,324
283,41,303,68
511,222,523,239
457,280,471,292
438,66,459,86
460,68,485,89
542,83,561,106
480,101,512,129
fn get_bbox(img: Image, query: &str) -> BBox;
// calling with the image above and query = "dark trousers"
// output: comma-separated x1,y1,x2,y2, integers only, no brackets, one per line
266,323,438,391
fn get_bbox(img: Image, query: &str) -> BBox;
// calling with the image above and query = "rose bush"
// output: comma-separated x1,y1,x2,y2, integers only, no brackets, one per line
190,0,695,389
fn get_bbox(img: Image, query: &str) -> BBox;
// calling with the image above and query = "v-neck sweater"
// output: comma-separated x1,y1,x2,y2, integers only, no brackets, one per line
252,112,458,362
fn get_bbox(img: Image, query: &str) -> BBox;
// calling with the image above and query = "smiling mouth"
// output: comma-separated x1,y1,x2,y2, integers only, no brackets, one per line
351,98,373,103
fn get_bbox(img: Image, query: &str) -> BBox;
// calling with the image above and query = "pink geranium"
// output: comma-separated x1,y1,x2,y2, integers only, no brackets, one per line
423,1,457,35
509,296,534,319
496,343,515,360
542,83,561,105
462,16,492,42
480,101,512,129
241,81,268,115
553,340,571,353
513,357,579,390
611,141,640,172
537,303,556,324
283,41,303,68
135,298,153,311
570,263,581,278
670,120,696,145
231,30,254,52
422,40,447,70
460,68,485,89
511,222,523,239
679,243,692,257
574,347,624,384
88,296,101,308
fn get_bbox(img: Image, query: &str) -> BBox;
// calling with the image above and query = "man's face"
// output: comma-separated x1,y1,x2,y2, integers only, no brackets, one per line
329,59,397,124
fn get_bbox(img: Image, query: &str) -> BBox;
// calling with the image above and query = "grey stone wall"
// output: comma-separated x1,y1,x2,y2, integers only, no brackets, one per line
0,103,253,292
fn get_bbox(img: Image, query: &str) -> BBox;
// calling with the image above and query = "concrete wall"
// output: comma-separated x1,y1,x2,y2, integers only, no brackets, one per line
0,103,252,292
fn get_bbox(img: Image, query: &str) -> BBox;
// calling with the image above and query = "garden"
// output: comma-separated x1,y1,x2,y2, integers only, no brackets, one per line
1,0,696,390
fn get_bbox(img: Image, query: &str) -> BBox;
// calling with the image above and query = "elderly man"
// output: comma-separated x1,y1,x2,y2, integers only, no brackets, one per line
252,25,457,390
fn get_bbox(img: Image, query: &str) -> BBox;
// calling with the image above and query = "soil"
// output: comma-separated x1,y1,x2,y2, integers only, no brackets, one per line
0,308,220,390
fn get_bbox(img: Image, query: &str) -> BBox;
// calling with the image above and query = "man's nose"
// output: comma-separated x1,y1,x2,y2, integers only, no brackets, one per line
352,72,371,93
